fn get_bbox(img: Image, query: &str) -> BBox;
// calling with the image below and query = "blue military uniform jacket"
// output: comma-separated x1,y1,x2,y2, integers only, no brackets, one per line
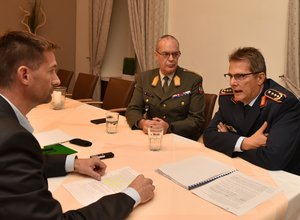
203,79,300,175
126,66,205,140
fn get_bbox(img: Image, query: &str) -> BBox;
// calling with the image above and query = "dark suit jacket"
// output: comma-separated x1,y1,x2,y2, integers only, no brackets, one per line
0,96,135,220
203,79,300,175
126,66,205,140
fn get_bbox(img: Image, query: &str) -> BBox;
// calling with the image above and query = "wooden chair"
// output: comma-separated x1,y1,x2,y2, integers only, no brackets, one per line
198,93,218,143
57,69,74,90
102,77,135,110
70,73,99,100
201,93,218,132
86,77,135,114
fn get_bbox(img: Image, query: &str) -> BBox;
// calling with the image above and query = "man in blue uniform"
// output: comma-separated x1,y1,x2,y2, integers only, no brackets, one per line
203,47,300,175
126,35,205,140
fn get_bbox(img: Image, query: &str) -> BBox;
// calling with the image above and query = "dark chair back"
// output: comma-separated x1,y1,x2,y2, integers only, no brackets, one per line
201,93,218,132
71,73,99,100
57,69,74,90
102,77,135,110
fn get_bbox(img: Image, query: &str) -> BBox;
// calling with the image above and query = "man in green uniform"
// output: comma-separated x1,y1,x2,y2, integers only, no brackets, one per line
126,35,205,140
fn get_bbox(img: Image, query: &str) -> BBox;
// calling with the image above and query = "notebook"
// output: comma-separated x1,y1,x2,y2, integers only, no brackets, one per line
157,155,237,190
157,155,279,216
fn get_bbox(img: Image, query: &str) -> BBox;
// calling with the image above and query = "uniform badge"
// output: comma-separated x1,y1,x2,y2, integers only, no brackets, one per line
151,75,159,87
264,89,286,103
198,82,204,94
172,90,191,99
143,105,149,119
231,97,237,104
260,96,267,108
219,88,233,96
174,75,181,86
144,91,153,97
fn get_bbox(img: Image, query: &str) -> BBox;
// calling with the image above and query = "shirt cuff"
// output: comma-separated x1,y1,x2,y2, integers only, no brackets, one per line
65,154,77,172
123,187,141,207
234,137,245,152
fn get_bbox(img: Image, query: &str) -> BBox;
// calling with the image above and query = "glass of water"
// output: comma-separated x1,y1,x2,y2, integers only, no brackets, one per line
105,112,119,134
51,86,66,110
148,125,163,151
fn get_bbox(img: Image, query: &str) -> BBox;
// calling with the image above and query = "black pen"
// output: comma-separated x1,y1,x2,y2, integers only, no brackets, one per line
90,152,114,159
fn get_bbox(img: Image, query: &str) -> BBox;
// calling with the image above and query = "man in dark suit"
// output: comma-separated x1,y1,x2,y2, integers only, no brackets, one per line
203,47,300,175
126,35,205,140
0,31,155,219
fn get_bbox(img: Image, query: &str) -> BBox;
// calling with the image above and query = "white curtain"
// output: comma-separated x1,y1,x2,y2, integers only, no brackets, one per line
127,0,166,72
285,0,300,98
89,0,114,100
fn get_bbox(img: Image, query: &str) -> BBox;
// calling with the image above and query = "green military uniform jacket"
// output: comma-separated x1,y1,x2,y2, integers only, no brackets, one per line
125,66,205,140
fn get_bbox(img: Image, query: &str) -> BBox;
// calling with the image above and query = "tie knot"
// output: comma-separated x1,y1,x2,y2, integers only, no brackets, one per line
163,76,169,83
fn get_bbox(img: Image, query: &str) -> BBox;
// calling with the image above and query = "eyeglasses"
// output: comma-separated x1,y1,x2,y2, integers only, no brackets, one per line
224,71,262,81
156,51,181,59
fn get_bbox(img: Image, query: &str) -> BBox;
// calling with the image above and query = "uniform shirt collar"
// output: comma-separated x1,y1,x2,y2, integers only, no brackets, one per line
159,71,175,86
0,94,34,133
247,87,264,107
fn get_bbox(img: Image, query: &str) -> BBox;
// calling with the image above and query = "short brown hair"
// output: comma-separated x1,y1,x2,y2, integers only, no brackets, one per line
229,47,267,74
0,31,58,87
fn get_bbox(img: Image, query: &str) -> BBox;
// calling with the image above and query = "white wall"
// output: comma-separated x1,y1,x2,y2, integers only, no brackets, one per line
168,0,288,95
101,0,135,80
75,0,90,79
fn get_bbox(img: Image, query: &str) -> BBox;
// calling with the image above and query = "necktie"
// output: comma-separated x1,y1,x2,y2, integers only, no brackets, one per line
244,105,251,117
162,76,169,93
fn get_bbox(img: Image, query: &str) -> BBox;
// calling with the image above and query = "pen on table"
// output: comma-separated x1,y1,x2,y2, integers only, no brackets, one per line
90,152,114,159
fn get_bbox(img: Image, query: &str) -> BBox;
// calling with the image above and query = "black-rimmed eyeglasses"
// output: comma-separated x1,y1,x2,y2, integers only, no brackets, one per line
224,71,262,81
156,51,181,59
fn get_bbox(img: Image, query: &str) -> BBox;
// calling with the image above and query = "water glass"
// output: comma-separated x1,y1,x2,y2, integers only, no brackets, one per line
106,112,119,134
148,125,163,151
51,86,66,110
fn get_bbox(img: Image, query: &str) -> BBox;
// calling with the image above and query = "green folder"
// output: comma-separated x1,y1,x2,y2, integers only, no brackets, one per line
42,143,77,155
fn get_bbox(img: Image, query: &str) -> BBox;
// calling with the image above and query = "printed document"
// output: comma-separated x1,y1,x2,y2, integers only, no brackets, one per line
64,167,138,206
192,171,279,216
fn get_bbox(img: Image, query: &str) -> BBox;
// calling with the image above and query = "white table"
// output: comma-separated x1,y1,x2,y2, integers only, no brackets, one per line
28,99,300,220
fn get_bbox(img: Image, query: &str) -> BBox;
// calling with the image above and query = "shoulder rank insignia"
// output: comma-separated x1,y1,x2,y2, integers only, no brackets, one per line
219,88,233,96
174,75,181,86
151,75,159,87
264,89,286,103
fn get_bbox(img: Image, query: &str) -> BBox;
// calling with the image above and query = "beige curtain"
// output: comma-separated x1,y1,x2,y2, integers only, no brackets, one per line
89,0,114,100
127,0,166,72
285,0,300,98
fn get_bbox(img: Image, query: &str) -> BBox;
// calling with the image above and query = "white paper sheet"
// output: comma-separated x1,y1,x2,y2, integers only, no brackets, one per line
192,171,280,216
33,129,74,147
48,176,66,193
63,167,138,206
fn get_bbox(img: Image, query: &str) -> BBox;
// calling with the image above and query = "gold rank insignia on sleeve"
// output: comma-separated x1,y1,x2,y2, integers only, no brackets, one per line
151,75,159,87
219,88,233,95
264,89,287,103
